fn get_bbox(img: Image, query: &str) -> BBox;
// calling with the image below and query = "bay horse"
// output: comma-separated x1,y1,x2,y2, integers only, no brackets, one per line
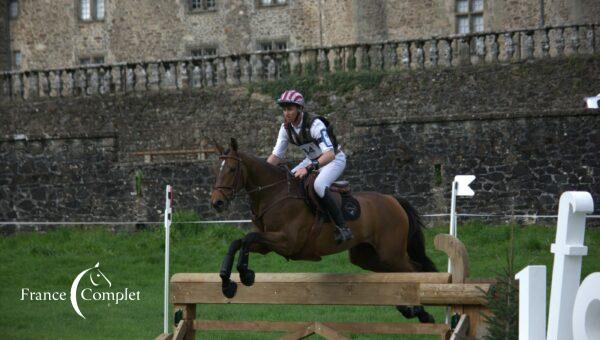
210,138,438,323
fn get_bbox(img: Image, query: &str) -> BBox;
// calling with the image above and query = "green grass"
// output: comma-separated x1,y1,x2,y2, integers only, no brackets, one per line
247,70,386,107
1,217,599,339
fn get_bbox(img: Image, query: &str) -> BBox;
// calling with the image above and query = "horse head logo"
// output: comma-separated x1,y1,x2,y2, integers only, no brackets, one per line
70,262,111,319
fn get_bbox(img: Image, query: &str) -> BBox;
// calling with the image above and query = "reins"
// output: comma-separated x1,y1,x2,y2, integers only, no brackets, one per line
246,178,288,194
213,154,303,230
214,154,289,197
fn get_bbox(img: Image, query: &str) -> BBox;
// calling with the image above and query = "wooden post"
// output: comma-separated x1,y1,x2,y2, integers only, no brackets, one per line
435,234,485,337
434,234,469,283
173,304,196,340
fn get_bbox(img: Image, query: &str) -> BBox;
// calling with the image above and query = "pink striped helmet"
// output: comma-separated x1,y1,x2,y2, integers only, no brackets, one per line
277,90,305,108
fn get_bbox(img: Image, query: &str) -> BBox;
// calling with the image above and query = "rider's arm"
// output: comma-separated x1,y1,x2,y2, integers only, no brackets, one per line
267,154,281,166
314,150,335,168
306,119,335,170
268,124,288,166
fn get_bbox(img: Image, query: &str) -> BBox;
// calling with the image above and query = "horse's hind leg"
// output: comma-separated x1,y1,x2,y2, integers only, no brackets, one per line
348,243,436,323
348,243,391,271
395,305,435,323
380,249,436,323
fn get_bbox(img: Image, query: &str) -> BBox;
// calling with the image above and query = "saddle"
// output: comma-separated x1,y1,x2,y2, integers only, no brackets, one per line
301,172,361,222
287,172,360,261
286,173,361,261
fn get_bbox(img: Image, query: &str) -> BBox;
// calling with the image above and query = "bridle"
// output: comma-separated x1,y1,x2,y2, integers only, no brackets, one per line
213,155,244,202
213,154,288,203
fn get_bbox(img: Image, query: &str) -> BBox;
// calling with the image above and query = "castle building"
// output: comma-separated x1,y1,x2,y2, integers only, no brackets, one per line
1,0,598,71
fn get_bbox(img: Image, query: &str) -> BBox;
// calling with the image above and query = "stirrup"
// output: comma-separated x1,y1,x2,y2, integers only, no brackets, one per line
333,225,353,244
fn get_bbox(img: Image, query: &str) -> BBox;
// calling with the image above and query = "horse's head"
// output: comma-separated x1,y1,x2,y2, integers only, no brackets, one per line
210,138,246,212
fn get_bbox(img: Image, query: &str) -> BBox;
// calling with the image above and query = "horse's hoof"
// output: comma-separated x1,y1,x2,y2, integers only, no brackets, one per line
240,269,255,286
222,280,237,298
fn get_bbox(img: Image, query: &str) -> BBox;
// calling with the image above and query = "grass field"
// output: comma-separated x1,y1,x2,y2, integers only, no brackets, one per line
1,216,599,339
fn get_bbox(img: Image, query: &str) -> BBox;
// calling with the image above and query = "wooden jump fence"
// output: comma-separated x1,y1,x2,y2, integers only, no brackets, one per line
157,234,492,339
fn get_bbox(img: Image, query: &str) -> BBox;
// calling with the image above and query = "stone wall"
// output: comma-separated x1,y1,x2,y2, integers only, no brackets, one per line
1,55,599,230
545,0,600,27
0,1,9,71
4,0,599,71
0,134,121,222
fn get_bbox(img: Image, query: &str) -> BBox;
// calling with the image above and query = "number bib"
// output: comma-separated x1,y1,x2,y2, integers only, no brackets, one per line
299,142,322,160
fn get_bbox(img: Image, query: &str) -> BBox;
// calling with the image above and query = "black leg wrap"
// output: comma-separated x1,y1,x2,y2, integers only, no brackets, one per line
219,239,242,298
239,267,255,286
221,278,237,299
236,233,261,286
220,254,234,278
237,250,255,286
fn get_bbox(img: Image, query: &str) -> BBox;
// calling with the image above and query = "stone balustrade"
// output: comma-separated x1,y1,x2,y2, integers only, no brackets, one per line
1,24,598,101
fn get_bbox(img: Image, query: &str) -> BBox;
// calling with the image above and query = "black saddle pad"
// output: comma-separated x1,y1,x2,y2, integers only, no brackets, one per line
340,194,360,221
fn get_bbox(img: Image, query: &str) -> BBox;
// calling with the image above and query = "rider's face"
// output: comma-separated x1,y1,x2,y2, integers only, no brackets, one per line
282,105,301,124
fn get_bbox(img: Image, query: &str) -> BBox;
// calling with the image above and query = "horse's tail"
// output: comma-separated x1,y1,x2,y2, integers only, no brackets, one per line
396,197,438,272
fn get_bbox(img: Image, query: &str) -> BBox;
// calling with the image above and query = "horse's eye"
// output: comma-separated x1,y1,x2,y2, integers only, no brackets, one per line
229,167,236,173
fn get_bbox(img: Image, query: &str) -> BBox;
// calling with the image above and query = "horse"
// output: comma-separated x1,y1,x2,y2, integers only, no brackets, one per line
210,138,438,323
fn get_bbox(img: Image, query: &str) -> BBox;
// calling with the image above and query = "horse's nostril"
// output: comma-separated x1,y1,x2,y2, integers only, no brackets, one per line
213,200,225,210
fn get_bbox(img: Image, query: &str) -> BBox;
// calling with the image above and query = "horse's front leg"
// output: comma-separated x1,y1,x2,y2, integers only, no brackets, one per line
220,238,242,298
236,231,291,287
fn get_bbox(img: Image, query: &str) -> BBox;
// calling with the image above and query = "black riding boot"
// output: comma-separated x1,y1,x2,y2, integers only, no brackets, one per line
321,188,354,244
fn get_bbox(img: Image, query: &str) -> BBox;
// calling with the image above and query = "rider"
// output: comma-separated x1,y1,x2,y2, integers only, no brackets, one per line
266,90,353,243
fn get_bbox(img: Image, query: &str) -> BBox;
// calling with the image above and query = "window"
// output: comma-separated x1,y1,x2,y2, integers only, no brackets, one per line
12,51,21,70
189,0,216,12
80,0,105,21
258,40,287,52
455,0,484,34
9,0,19,19
457,17,469,34
456,0,468,14
258,0,287,7
191,46,218,57
473,15,484,32
79,56,105,65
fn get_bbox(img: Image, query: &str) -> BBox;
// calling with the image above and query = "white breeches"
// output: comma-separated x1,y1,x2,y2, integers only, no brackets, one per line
291,151,346,198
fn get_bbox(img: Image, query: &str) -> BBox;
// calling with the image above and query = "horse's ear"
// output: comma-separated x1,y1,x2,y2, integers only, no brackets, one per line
230,138,238,152
211,138,224,154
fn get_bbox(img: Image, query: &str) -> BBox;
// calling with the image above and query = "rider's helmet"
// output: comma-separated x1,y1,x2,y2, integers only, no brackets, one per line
277,90,305,108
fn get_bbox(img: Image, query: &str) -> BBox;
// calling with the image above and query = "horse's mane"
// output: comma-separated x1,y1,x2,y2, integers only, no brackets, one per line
237,150,289,178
